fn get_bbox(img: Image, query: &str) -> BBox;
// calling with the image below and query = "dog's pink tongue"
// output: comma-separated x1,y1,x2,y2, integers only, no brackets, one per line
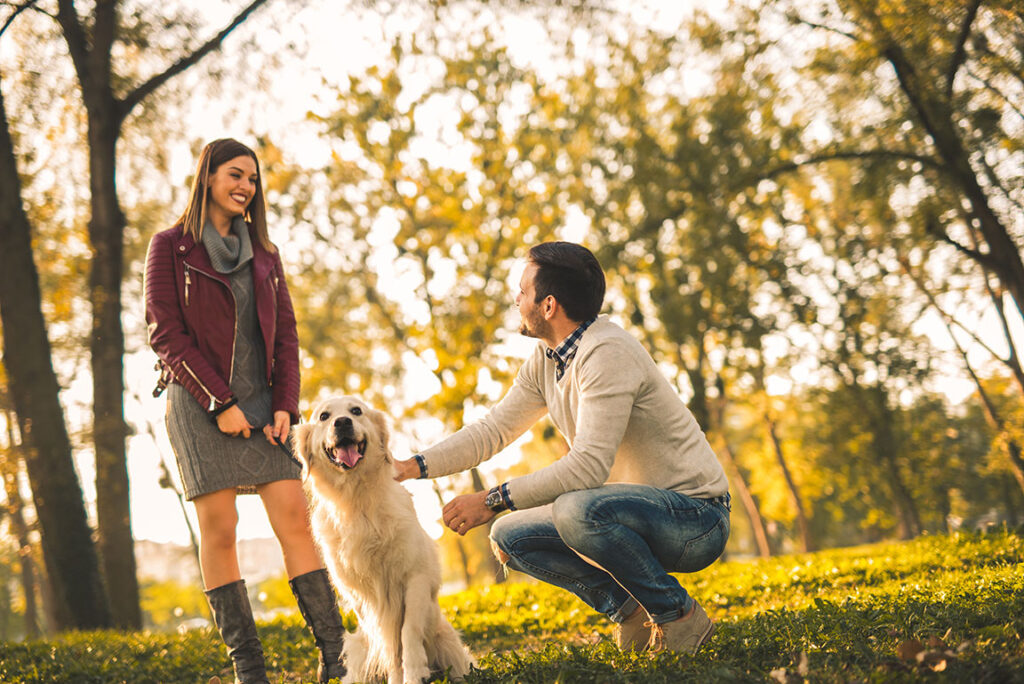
336,445,362,468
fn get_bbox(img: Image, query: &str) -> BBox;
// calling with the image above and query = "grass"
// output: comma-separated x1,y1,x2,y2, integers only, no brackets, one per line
1,530,1021,682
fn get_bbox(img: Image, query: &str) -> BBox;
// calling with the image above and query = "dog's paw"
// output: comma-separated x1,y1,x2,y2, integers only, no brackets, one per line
403,667,431,684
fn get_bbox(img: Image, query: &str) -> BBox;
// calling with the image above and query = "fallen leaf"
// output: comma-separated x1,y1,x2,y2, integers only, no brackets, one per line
898,639,924,661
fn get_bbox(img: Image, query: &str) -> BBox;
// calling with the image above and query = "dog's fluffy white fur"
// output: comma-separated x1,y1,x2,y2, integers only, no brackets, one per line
293,395,473,684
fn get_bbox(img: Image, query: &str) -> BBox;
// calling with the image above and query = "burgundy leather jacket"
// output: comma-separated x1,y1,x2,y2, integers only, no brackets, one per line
144,223,301,423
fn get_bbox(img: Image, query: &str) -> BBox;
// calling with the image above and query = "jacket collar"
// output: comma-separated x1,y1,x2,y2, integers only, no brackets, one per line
173,223,274,281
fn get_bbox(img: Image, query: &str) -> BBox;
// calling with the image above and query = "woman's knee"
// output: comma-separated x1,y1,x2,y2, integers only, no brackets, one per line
194,496,239,549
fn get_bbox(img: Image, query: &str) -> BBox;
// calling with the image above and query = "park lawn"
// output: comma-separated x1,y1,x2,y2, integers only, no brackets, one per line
1,530,1021,683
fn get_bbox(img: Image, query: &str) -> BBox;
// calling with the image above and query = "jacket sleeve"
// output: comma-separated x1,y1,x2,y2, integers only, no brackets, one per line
144,231,234,412
269,251,301,424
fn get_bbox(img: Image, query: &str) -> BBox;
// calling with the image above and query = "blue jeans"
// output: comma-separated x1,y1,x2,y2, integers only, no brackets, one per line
490,484,730,625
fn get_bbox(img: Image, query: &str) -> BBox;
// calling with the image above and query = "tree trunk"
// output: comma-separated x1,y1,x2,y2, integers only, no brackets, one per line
865,386,922,539
2,411,40,638
87,112,140,630
716,436,772,557
0,81,112,630
765,416,815,552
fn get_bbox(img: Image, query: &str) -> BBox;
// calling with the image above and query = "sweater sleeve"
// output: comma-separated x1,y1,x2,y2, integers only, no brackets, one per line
505,339,641,509
420,347,548,478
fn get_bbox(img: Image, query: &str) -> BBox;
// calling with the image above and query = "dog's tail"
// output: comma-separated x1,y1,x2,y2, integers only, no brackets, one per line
430,613,475,679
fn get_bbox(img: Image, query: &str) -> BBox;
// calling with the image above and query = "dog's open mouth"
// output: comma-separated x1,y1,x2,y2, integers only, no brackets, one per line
324,437,367,470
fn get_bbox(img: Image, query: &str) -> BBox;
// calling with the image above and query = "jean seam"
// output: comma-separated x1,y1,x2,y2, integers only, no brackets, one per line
673,515,727,570
505,535,624,609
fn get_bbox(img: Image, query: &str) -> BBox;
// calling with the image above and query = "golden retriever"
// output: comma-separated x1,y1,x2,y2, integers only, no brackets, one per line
293,396,474,684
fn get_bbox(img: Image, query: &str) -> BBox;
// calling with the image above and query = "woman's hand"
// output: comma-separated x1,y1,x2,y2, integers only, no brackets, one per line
263,410,291,445
216,405,253,438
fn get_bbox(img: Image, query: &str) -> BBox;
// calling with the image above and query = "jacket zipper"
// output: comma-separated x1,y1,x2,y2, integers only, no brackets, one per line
185,262,238,385
184,266,192,306
181,360,219,411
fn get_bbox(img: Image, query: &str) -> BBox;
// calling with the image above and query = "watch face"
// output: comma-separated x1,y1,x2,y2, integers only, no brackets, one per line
486,490,502,510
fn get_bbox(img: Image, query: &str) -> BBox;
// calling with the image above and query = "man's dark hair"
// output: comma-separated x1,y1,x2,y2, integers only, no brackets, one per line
528,242,606,322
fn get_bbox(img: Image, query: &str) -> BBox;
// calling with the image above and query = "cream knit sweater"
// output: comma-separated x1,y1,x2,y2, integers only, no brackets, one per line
421,316,728,509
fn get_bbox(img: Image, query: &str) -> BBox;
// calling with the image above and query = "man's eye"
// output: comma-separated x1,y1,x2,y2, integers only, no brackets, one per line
350,407,362,416
319,411,330,421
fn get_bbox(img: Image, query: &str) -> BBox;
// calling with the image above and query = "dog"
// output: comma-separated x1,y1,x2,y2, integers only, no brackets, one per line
293,395,474,684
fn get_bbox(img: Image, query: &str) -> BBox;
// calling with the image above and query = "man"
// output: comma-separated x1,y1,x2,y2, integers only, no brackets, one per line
395,241,730,654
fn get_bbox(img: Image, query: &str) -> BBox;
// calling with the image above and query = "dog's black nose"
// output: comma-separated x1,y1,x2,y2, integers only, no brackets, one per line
334,416,352,429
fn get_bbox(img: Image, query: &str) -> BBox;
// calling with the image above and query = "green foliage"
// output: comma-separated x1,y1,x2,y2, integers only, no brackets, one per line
138,579,207,630
2,531,1021,682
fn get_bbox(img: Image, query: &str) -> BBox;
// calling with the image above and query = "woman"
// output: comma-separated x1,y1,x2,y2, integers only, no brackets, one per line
145,138,345,684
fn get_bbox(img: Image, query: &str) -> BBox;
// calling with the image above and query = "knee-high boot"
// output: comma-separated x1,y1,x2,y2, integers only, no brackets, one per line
289,568,347,683
205,580,270,684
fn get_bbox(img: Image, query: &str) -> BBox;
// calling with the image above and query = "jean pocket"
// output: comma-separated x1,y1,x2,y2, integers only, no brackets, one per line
672,514,729,573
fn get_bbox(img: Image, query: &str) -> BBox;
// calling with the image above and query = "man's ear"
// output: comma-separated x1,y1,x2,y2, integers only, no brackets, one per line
369,408,392,463
543,295,557,320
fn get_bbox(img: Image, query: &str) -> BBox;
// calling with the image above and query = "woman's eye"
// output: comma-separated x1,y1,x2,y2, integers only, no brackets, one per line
319,411,330,421
350,407,362,416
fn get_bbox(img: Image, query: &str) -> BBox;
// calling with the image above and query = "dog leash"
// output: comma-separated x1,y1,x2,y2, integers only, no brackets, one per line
272,432,304,469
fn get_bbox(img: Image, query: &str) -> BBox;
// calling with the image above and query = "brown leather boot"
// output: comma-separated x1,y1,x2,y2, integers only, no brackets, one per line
289,569,347,682
205,580,270,684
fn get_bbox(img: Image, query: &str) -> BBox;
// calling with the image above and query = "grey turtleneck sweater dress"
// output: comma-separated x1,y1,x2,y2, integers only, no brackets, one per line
165,218,300,500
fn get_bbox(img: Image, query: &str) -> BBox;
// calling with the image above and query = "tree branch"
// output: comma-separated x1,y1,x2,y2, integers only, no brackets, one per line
761,149,943,180
922,216,995,270
55,1,90,86
0,0,46,40
898,255,1006,364
787,13,859,42
119,0,270,120
945,0,982,99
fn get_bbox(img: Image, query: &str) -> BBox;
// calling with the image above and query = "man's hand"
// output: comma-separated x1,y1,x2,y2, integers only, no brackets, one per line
393,457,423,482
263,410,290,445
216,405,253,438
442,491,495,536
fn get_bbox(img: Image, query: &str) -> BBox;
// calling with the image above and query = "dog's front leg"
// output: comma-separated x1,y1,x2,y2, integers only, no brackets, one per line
399,573,435,684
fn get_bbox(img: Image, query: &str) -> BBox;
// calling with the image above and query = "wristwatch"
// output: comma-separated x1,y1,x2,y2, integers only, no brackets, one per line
484,486,507,513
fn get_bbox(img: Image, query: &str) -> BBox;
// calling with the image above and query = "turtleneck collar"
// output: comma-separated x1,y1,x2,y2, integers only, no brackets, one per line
202,215,254,274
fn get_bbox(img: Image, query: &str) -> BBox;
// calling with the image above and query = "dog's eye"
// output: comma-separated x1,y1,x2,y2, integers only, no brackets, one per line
350,406,362,416
319,411,330,421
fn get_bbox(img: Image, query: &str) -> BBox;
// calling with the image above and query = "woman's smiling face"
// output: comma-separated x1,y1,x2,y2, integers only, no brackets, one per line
206,154,258,223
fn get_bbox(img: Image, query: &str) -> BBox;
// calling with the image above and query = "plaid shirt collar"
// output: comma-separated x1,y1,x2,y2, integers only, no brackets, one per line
545,318,595,381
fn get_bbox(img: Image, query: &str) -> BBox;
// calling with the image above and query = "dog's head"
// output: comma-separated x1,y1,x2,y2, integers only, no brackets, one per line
293,395,392,485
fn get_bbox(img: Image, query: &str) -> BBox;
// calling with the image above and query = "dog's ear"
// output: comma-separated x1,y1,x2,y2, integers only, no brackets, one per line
368,408,392,463
291,421,316,474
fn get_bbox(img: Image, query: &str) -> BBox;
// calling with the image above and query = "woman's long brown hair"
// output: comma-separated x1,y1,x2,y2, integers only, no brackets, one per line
176,138,275,253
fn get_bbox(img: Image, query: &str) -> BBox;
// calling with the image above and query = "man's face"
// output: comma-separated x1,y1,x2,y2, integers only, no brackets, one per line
515,263,551,340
